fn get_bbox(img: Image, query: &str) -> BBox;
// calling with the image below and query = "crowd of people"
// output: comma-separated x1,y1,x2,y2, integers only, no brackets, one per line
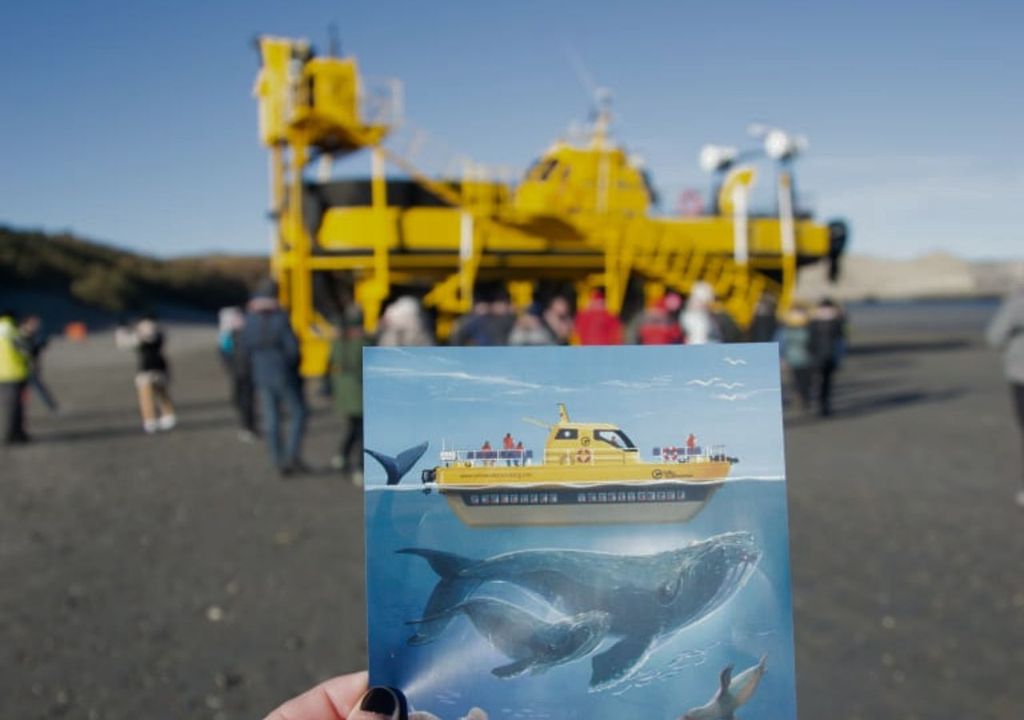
443,281,746,348
0,283,844,463
8,281,1024,509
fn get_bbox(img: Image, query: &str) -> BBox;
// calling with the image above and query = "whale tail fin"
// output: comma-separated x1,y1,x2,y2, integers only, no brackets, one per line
364,442,429,485
719,665,734,694
397,548,482,645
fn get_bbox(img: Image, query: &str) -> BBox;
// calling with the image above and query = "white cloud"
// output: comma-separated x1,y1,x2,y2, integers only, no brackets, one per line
366,365,578,393
602,374,674,390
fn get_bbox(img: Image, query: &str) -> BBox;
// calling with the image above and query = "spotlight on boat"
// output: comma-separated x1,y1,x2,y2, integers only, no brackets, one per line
699,144,739,173
749,124,807,162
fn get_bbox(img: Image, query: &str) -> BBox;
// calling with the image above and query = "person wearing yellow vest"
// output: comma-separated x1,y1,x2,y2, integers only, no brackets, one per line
0,308,31,445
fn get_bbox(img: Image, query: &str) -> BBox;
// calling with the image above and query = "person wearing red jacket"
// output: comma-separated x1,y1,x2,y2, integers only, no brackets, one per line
574,290,623,345
637,298,683,345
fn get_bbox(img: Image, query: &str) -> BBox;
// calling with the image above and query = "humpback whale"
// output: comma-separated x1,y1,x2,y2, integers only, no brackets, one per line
412,597,611,678
399,532,759,689
364,442,429,485
681,655,767,720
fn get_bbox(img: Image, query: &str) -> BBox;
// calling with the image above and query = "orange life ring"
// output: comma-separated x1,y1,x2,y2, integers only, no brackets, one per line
576,448,592,464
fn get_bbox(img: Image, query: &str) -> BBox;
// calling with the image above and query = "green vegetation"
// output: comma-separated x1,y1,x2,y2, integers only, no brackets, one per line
0,225,268,312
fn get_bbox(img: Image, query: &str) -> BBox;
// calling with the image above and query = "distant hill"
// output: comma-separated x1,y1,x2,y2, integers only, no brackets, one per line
797,252,1024,302
0,225,268,325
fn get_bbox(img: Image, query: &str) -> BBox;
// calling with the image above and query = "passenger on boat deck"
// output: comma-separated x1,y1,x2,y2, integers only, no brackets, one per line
686,433,698,452
481,440,494,466
515,440,525,466
502,432,515,465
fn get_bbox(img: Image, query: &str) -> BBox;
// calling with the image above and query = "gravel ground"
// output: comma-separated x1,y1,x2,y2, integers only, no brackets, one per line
1,308,1022,719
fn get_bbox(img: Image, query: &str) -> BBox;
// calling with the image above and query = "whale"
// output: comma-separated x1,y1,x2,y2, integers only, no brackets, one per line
399,532,759,689
364,442,429,485
681,655,767,720
412,597,611,678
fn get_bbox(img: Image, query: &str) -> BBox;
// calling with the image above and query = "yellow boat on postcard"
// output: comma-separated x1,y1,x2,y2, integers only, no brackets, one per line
419,404,736,527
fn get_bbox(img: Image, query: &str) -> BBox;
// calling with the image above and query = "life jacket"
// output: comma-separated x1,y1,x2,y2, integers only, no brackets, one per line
0,317,30,382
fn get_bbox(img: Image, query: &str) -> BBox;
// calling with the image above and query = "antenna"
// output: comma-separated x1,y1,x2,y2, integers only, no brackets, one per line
565,45,599,105
564,45,614,138
327,22,341,57
522,417,552,430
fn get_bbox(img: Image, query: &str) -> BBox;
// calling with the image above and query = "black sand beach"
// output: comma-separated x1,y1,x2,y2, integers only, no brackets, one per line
2,302,1021,719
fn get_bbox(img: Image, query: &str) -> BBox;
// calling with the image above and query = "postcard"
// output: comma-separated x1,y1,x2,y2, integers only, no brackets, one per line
363,345,795,720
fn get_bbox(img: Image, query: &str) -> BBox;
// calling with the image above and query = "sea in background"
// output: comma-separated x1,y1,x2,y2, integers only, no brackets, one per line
844,297,999,335
365,478,797,720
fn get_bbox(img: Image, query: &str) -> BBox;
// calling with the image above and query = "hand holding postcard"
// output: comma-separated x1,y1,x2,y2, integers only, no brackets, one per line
363,345,796,719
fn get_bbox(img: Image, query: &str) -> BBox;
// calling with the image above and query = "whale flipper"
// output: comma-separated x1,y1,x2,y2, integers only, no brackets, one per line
492,658,534,679
719,665,734,696
589,630,655,689
364,442,429,485
398,549,482,644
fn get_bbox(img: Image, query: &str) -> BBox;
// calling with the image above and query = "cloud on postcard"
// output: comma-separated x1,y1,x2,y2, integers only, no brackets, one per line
366,365,578,394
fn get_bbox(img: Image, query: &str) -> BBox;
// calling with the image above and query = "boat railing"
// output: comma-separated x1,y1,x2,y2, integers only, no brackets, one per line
442,448,535,466
651,444,729,463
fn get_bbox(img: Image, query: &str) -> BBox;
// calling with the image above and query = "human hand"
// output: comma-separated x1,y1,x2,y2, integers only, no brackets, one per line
264,672,407,720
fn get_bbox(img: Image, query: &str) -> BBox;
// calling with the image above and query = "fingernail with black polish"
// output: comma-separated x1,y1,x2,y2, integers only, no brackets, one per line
360,687,398,715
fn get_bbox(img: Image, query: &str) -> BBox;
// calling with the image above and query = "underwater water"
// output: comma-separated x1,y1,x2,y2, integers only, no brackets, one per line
365,478,797,720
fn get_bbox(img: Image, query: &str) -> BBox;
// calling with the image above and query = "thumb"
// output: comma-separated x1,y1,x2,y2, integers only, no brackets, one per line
348,687,407,720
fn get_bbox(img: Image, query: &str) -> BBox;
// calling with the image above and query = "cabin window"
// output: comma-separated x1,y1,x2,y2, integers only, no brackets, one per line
555,428,578,440
595,429,636,449
528,158,557,180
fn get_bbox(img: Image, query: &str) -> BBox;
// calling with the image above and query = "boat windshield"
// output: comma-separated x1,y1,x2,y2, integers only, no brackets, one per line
594,429,636,449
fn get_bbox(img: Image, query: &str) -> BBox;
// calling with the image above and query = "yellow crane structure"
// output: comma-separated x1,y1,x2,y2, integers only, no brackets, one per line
254,35,847,375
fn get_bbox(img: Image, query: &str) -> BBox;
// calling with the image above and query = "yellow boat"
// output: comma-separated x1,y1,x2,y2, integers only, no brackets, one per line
420,404,735,527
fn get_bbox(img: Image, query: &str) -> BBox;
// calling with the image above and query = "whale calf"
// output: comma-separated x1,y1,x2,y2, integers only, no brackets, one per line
414,597,610,678
399,532,759,689
681,655,767,720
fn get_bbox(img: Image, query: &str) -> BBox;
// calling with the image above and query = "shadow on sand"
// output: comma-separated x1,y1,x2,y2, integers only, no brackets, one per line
38,414,238,443
847,338,973,356
784,387,965,426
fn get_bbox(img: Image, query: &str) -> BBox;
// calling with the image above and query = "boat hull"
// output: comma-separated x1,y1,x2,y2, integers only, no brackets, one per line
436,480,721,527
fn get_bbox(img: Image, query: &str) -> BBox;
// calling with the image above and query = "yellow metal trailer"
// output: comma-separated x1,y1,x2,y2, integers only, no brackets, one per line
254,36,846,375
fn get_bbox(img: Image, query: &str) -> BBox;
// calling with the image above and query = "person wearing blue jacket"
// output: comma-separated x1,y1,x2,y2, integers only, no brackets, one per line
241,286,307,475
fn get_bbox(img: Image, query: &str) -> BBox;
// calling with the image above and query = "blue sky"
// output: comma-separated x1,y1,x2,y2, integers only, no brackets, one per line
363,344,786,481
1,0,1020,259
